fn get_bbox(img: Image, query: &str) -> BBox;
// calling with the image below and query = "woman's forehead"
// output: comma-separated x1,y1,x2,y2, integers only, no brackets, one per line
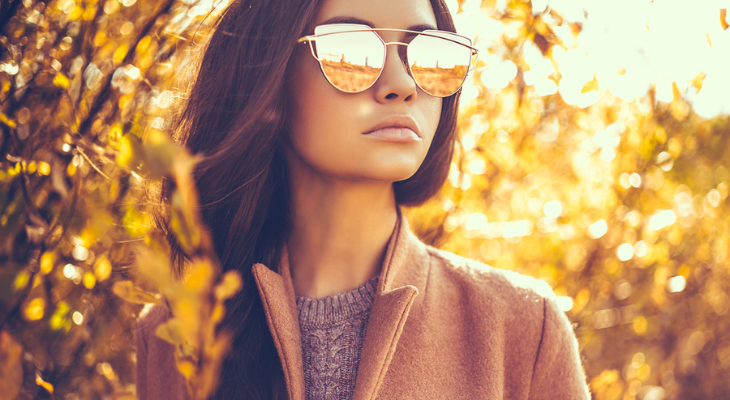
314,0,438,29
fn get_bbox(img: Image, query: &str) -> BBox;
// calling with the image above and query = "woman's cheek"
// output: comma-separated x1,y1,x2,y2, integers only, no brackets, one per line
422,97,443,144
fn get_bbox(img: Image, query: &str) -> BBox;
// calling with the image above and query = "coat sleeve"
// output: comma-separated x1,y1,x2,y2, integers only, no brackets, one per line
135,305,189,400
528,295,591,400
136,314,149,400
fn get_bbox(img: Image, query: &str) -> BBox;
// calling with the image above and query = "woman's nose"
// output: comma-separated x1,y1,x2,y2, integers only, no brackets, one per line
372,43,418,102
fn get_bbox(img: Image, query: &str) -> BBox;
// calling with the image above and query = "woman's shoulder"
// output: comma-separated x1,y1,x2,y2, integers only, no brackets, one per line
422,244,557,305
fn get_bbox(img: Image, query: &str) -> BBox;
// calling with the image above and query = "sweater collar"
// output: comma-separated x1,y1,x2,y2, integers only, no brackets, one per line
251,208,424,400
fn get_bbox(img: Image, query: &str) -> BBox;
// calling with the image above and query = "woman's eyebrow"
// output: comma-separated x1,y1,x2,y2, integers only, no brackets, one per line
319,16,374,27
405,23,438,32
318,17,438,32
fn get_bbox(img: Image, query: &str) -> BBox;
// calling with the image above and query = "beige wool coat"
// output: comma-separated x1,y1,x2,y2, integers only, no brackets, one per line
137,211,592,399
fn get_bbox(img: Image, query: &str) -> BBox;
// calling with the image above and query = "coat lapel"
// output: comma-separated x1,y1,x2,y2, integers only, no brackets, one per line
351,287,418,400
352,212,420,400
251,209,421,400
251,248,306,400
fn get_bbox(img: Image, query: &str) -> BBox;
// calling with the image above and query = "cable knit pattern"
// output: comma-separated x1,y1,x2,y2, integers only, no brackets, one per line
295,274,379,400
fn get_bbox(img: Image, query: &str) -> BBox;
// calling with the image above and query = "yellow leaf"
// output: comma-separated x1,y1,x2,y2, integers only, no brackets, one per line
214,271,242,301
580,75,599,93
145,228,171,256
93,256,112,281
69,5,83,20
40,252,55,275
633,316,648,335
170,191,202,253
35,374,54,394
183,261,214,293
722,9,728,30
108,124,123,147
147,128,172,146
572,289,590,313
0,113,16,129
136,35,152,55
197,334,231,398
122,206,150,237
177,360,196,379
112,281,161,304
113,43,129,64
141,128,177,177
93,31,106,47
691,71,706,93
83,4,96,20
24,298,45,321
637,364,651,381
211,303,224,324
38,161,51,176
53,73,70,89
83,272,96,289
67,160,77,176
671,81,681,102
79,227,96,248
678,264,691,278
174,298,201,345
116,134,141,168
12,269,30,291
133,246,175,291
155,318,185,346
49,301,69,330
119,94,134,111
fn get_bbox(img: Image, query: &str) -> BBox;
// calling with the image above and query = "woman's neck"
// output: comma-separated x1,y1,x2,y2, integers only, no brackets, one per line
286,174,398,299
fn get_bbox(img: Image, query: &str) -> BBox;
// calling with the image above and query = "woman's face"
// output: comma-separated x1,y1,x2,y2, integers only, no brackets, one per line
285,0,442,184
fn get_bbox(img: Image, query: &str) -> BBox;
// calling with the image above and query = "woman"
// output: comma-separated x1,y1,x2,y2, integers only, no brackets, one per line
136,0,591,397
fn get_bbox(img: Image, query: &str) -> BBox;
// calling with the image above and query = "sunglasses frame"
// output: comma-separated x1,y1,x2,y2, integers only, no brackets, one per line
297,25,479,98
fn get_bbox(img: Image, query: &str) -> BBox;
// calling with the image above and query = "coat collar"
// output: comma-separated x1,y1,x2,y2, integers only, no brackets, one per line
251,208,424,400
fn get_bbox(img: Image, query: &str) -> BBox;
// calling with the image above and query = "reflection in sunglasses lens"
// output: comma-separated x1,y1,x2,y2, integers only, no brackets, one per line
408,33,471,97
315,31,384,92
313,28,472,96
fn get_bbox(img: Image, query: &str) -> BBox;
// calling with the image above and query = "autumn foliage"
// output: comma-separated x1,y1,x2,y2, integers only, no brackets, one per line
0,0,728,399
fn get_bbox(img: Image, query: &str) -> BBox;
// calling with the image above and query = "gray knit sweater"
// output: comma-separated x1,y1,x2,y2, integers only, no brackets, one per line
295,274,379,400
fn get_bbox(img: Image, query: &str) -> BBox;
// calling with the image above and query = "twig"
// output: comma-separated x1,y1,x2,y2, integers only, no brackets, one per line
76,147,111,180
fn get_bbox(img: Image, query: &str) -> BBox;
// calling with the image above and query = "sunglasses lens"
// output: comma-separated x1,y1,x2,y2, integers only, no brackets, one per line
313,27,384,93
408,32,472,97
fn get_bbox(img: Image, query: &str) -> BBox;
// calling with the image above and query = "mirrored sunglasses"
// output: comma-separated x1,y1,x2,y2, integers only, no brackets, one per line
297,24,479,98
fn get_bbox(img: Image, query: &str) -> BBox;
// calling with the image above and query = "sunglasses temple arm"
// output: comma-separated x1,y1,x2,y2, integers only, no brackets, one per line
298,37,321,61
466,50,479,75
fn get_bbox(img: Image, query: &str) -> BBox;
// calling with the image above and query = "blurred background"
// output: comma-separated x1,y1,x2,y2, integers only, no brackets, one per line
0,0,728,399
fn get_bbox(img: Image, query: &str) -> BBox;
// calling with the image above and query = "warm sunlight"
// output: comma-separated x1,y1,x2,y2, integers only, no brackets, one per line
447,0,730,117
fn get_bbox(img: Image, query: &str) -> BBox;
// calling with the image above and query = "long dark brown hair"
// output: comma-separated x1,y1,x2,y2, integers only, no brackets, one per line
158,0,461,397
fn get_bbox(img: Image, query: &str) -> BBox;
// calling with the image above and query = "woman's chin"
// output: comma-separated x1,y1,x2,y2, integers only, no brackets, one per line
315,165,420,184
362,156,425,181
351,166,421,183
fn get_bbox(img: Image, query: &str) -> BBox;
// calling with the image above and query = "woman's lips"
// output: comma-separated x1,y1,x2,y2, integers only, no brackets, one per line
363,116,421,141
363,127,420,142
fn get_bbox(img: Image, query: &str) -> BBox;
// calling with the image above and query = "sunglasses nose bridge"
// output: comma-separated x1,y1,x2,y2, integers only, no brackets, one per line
374,41,419,99
382,41,411,72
